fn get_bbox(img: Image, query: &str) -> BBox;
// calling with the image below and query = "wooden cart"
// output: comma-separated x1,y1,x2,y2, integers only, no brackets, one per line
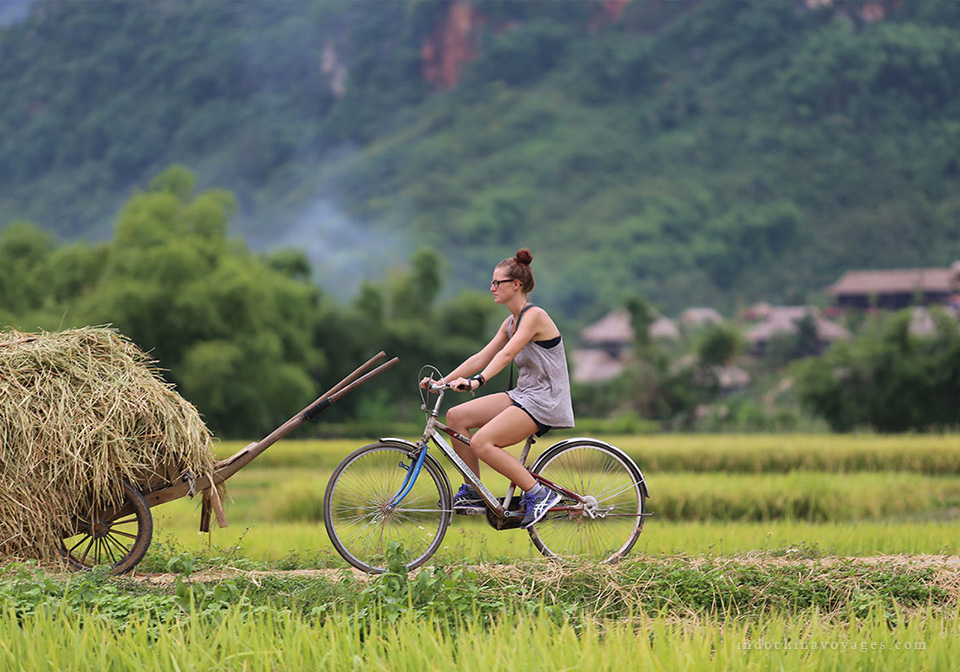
58,353,398,575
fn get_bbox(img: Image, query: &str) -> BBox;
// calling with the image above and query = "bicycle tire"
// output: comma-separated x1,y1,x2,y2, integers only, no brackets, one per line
323,441,452,574
527,439,646,564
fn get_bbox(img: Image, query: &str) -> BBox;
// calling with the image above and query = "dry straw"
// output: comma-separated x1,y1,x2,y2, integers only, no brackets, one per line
0,327,215,564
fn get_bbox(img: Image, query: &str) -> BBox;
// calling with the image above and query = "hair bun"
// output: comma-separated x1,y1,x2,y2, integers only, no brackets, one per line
515,248,533,265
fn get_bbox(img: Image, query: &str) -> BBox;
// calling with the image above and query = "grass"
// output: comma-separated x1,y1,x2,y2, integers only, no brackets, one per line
131,436,960,568
0,596,954,671
208,439,960,523
213,434,960,474
9,551,957,622
147,511,960,567
650,472,960,522
4,435,959,670
611,434,960,475
261,470,959,523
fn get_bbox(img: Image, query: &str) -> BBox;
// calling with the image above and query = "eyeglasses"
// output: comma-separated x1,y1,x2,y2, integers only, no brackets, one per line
490,278,516,288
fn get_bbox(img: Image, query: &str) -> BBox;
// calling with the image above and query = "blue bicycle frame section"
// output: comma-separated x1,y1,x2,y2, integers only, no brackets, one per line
387,442,429,508
383,378,518,516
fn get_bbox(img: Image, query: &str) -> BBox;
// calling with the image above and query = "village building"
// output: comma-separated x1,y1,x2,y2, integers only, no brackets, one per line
572,309,699,384
824,261,960,310
678,307,724,328
743,305,850,356
649,315,681,341
572,309,634,384
570,348,627,384
578,308,634,361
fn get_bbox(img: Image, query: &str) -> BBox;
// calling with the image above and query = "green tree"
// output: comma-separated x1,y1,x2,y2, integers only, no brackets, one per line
0,167,500,435
624,294,655,351
71,166,324,437
0,222,54,316
695,323,743,368
334,247,496,420
793,309,960,432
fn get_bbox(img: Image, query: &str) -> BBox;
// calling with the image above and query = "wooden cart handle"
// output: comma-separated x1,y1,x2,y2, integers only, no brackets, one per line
143,353,399,511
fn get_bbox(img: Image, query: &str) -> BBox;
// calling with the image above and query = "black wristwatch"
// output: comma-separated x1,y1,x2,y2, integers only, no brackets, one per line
470,373,485,388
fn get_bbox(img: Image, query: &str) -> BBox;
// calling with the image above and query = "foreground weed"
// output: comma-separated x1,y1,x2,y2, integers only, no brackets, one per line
344,542,503,627
1,603,956,671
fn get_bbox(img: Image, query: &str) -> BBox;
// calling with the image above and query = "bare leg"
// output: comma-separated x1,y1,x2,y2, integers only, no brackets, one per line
469,406,539,491
445,393,515,480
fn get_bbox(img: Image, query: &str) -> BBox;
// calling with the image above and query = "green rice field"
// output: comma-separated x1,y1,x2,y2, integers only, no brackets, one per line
150,434,960,563
2,604,956,671
3,434,959,671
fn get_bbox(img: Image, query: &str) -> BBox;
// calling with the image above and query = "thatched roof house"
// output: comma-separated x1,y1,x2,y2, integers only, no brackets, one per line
574,309,632,383
679,307,724,328
571,348,626,384
825,261,960,309
573,309,680,384
580,309,634,356
649,316,681,340
744,306,850,355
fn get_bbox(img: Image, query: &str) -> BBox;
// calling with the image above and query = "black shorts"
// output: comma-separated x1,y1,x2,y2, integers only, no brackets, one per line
512,401,551,437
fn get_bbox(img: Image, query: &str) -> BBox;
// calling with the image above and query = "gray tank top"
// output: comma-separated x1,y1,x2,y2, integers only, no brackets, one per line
505,305,575,429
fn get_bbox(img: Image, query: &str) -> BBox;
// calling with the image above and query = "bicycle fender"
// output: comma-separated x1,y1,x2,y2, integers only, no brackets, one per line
378,437,420,452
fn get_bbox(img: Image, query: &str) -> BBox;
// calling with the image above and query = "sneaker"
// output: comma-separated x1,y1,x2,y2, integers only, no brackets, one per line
520,485,562,529
452,484,485,510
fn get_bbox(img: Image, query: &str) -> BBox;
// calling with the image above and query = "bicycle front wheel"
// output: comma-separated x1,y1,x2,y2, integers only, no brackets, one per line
527,439,647,564
323,441,452,574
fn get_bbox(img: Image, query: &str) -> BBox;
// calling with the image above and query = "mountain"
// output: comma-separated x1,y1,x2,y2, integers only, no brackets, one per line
0,0,34,27
2,0,959,319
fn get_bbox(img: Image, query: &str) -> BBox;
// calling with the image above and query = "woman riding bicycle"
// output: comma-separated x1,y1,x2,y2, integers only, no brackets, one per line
420,248,574,528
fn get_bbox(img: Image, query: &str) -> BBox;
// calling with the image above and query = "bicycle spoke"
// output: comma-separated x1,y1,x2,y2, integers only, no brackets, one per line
528,442,645,563
324,443,450,573
592,480,644,503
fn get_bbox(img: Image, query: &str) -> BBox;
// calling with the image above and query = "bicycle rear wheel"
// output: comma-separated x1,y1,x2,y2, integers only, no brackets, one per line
323,441,452,573
527,439,646,564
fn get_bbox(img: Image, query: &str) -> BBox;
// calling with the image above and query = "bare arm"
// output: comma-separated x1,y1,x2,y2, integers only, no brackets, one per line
445,307,558,391
437,318,511,383
472,307,545,382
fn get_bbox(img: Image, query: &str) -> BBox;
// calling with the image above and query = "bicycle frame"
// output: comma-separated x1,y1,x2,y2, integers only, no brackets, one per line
387,386,586,521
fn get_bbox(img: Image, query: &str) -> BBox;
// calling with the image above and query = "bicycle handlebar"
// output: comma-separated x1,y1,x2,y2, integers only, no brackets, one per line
418,366,476,416
425,379,470,392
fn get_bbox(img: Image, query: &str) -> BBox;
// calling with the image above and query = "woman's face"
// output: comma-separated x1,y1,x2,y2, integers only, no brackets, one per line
490,270,518,304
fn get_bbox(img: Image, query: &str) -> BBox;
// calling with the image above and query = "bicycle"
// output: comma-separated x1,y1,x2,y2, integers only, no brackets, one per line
323,366,651,573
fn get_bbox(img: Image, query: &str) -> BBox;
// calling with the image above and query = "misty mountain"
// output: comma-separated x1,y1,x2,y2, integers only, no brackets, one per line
0,0,34,27
2,0,959,318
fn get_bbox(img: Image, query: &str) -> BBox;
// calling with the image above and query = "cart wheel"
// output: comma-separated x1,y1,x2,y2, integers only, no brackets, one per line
60,481,153,575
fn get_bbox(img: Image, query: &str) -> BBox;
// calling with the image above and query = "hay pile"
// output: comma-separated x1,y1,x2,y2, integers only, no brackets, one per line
0,327,216,563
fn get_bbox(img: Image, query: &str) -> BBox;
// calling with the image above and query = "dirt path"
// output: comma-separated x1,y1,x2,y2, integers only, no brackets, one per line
137,566,371,586
133,553,960,586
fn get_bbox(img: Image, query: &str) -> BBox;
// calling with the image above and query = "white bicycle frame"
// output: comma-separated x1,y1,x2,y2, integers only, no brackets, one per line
386,383,587,521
